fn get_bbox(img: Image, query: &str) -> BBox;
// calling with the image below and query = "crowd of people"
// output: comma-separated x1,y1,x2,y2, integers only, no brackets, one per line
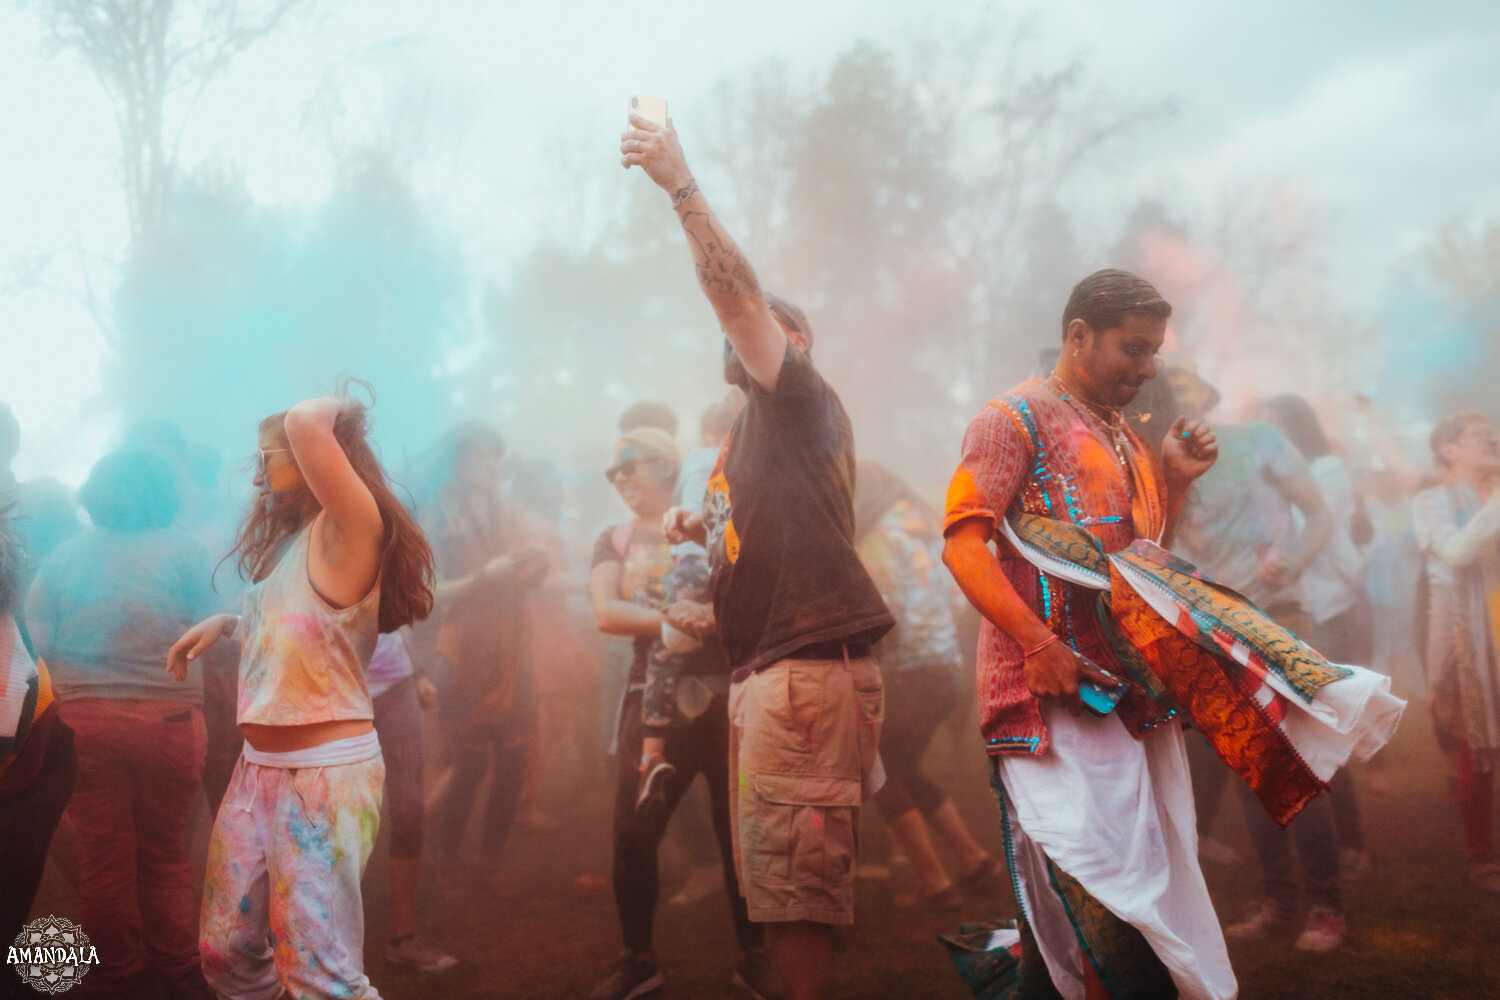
0,111,1490,1000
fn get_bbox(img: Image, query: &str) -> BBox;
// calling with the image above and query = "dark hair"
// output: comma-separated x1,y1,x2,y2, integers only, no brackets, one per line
77,448,180,532
1430,412,1489,469
767,293,813,349
435,423,506,482
1061,269,1172,341
230,392,435,633
401,420,510,540
0,502,21,617
1260,394,1332,460
618,401,678,437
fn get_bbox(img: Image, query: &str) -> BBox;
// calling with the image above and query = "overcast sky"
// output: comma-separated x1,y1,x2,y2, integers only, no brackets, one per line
2,0,1497,481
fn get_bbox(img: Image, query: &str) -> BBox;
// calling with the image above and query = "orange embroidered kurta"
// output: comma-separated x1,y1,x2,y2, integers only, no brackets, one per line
944,378,1164,756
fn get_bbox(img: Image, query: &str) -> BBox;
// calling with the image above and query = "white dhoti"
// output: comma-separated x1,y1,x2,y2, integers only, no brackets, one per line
997,706,1238,1000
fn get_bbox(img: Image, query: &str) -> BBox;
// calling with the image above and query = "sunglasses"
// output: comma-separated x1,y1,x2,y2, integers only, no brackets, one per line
604,459,644,484
258,447,288,472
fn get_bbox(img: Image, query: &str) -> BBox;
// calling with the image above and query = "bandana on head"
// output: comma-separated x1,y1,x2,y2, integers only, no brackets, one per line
610,427,679,473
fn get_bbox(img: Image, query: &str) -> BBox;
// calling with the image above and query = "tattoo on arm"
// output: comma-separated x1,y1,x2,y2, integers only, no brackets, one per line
670,178,699,208
682,212,762,298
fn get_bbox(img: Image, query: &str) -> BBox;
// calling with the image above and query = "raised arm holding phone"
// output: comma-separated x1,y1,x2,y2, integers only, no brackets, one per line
620,113,791,393
621,107,895,1000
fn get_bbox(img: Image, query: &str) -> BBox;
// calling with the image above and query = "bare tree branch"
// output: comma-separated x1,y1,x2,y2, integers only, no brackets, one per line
19,0,314,244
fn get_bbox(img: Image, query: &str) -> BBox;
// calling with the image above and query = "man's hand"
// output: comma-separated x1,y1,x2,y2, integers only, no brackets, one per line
662,507,707,546
620,114,695,200
1257,552,1301,590
483,545,547,585
483,552,525,579
514,543,550,586
1023,641,1120,717
665,599,715,638
1162,416,1218,487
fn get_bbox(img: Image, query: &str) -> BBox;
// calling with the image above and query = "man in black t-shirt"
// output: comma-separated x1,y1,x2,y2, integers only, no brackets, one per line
623,113,892,1000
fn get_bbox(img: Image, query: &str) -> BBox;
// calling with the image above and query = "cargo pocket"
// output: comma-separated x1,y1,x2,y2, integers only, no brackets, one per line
851,659,885,795
746,772,862,888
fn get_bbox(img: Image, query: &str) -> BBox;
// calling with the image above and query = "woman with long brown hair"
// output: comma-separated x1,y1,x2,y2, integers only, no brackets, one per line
168,390,433,1000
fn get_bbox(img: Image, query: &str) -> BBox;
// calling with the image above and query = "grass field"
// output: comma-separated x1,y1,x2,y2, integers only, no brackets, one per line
30,695,1500,999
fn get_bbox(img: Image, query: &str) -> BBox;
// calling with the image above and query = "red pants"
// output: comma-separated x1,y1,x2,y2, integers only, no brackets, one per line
1455,741,1494,862
58,699,206,993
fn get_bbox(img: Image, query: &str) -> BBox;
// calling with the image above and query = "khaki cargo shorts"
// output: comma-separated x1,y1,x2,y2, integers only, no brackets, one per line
728,654,884,925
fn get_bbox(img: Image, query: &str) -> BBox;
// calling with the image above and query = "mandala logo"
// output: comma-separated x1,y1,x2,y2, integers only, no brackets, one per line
7,917,98,994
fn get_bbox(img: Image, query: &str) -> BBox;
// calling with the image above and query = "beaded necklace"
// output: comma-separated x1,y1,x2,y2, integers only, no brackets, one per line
1045,374,1136,494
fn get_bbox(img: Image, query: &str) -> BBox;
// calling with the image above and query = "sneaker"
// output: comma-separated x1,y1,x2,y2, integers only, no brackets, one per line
1468,861,1500,894
732,947,786,1000
386,934,458,972
636,757,677,813
1294,906,1346,952
668,863,723,906
588,953,664,1000
1224,899,1297,940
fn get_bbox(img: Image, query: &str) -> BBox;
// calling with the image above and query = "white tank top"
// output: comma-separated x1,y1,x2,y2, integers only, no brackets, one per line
237,527,381,727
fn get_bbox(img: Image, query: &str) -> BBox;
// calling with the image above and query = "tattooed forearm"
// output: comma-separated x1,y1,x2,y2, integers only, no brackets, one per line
682,212,762,298
670,178,699,208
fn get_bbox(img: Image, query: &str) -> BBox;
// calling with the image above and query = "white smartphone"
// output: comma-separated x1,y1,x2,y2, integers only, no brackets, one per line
629,95,667,127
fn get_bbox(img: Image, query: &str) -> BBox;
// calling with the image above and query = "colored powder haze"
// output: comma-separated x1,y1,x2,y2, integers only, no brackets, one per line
1,0,1498,501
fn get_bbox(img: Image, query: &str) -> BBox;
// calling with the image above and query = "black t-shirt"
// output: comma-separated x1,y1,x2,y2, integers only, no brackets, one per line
704,346,893,679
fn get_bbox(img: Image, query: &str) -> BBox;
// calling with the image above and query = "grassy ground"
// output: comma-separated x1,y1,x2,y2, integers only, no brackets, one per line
30,698,1500,999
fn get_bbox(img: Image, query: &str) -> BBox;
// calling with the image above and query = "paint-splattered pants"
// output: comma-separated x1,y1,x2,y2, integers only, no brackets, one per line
200,752,384,1000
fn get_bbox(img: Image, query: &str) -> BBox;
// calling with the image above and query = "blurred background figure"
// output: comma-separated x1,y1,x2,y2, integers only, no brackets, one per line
603,401,726,907
1350,399,1426,702
661,390,746,908
24,448,215,999
1257,393,1374,875
419,423,549,888
507,456,600,836
853,461,1004,913
366,626,455,971
118,421,246,815
0,402,81,589
1412,412,1500,895
0,501,76,1000
586,427,682,1000
1168,363,1348,952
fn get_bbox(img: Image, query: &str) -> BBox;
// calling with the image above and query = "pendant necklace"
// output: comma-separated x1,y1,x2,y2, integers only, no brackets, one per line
1046,374,1135,491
